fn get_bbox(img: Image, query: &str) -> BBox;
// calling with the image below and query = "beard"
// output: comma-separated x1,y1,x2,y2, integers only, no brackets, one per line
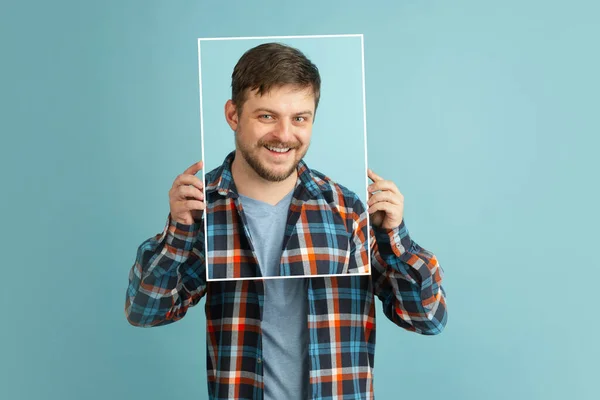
235,129,309,182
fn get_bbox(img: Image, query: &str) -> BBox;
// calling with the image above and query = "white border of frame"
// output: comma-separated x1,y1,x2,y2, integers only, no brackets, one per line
197,33,371,281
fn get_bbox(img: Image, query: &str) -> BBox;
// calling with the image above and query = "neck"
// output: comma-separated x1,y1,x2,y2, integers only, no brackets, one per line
231,151,297,205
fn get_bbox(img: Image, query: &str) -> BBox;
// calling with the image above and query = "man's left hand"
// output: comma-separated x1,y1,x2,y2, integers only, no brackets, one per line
367,169,404,230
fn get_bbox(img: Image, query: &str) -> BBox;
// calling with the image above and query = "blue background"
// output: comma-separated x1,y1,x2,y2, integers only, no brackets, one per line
1,0,598,399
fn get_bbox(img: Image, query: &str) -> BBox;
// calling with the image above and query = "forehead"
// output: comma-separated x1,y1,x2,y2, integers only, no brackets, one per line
244,84,315,112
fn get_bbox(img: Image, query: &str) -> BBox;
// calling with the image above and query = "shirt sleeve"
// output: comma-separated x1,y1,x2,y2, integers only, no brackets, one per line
124,213,207,327
369,211,448,335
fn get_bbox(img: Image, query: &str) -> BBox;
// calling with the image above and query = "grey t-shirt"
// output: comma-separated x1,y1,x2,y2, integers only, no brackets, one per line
238,189,309,400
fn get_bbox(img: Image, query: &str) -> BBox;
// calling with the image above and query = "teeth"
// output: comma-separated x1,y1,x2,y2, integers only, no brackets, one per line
266,146,290,153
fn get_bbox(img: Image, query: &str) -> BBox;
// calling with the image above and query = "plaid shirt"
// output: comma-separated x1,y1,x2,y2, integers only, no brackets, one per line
125,151,448,400
207,152,370,279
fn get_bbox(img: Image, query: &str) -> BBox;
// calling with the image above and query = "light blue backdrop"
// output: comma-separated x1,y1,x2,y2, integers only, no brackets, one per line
1,1,598,399
199,36,368,205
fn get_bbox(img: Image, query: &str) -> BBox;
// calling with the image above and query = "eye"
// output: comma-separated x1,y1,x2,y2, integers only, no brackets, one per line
294,116,306,123
259,114,273,120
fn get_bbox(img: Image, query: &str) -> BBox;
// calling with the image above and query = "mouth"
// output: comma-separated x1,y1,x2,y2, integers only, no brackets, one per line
263,145,293,157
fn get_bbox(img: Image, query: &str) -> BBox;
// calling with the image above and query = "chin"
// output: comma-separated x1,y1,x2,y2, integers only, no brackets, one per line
258,164,298,182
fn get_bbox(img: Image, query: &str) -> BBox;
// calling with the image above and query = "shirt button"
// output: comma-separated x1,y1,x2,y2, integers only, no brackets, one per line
257,358,262,364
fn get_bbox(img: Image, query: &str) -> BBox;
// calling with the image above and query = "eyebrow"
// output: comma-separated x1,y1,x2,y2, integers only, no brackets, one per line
253,108,313,117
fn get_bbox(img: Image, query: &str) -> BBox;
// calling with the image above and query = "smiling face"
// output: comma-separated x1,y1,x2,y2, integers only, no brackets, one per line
225,84,315,182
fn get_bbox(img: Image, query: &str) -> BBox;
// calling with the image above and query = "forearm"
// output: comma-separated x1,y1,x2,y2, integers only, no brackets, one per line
371,221,447,335
125,213,207,327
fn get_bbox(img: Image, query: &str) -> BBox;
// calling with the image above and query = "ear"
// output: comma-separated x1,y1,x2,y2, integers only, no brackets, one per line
224,100,239,131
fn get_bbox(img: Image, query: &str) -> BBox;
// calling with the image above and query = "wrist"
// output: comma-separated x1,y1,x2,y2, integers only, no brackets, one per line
373,220,412,257
166,213,202,245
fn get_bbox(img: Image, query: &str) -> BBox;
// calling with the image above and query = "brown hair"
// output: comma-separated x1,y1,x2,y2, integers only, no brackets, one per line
231,42,321,115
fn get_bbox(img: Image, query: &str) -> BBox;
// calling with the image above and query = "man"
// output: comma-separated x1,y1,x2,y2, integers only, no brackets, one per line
125,42,447,400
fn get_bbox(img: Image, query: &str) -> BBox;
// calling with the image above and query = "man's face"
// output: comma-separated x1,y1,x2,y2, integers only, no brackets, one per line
226,84,315,182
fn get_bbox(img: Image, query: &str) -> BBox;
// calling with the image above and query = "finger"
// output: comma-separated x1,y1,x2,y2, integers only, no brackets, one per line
177,185,204,201
367,191,402,206
367,168,384,182
368,200,394,215
183,160,204,176
181,199,206,211
174,174,204,191
368,180,401,195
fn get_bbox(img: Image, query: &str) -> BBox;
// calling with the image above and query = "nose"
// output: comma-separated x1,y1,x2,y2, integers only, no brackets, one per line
272,119,294,143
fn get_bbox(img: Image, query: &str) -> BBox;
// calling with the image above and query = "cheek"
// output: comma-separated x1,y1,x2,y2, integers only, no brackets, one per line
238,122,261,141
298,128,312,144
245,121,271,138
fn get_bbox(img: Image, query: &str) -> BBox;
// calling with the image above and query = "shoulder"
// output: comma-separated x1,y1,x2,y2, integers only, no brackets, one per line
204,165,221,183
204,163,230,190
310,168,365,213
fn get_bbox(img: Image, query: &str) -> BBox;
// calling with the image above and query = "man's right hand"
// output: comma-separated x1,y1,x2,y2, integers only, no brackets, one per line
169,161,205,225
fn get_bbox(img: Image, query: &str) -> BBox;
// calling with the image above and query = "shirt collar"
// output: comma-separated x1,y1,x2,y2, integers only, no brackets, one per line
205,150,322,199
